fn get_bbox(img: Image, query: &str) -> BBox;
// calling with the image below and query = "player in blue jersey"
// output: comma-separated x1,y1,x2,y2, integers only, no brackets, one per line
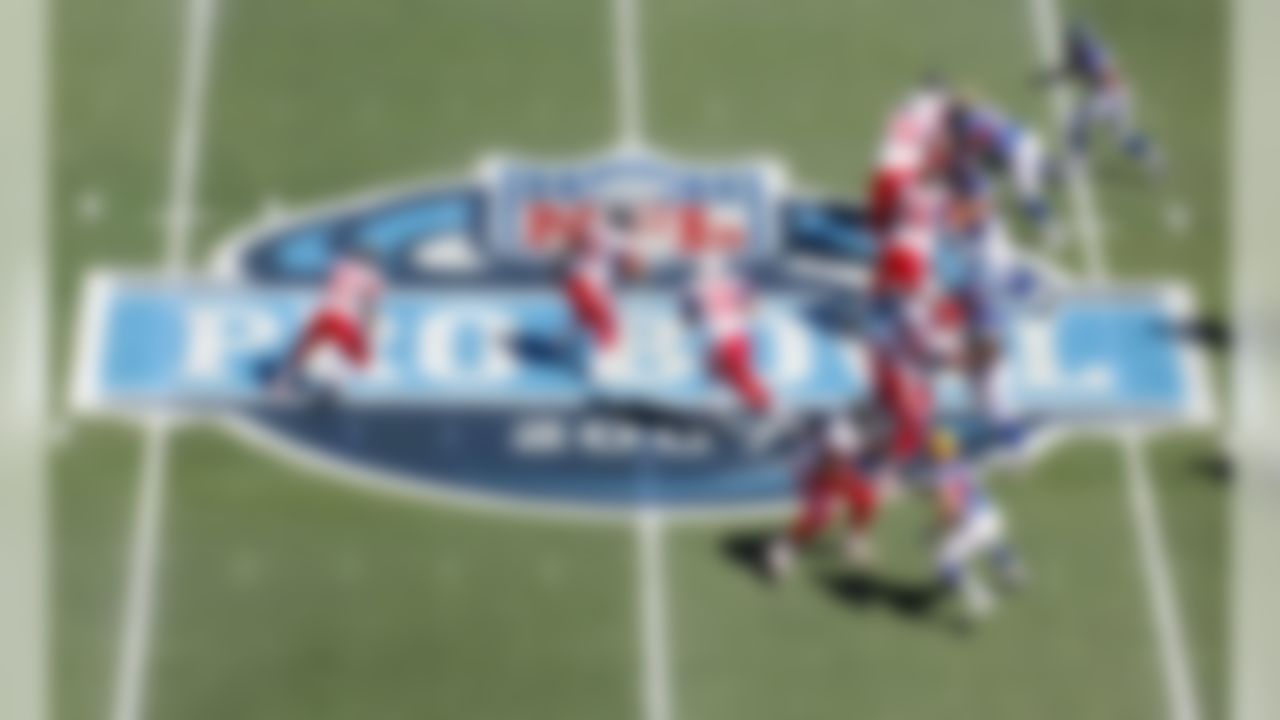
927,429,1024,623
1042,21,1165,181
935,161,1037,444
945,95,1063,248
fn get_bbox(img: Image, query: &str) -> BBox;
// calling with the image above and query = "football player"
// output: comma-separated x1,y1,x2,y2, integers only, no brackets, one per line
1042,21,1165,180
273,246,385,399
864,223,959,469
683,251,772,417
937,162,1048,453
558,205,644,387
946,95,1062,247
767,413,879,580
866,79,954,236
927,429,1024,622
938,163,1018,424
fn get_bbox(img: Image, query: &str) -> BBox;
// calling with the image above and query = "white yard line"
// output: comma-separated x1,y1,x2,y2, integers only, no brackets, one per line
611,0,647,148
161,0,219,276
110,1,219,719
109,418,174,720
1121,430,1204,720
636,508,675,720
609,0,674,717
1023,1,1202,719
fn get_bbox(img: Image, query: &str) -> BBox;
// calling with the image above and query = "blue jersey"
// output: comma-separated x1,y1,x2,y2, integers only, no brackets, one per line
954,105,1023,167
1067,25,1120,89
863,292,944,371
937,460,991,516
943,161,998,244
937,164,1013,336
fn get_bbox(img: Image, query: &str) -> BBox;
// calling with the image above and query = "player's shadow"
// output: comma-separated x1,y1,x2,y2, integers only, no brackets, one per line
719,530,776,586
1154,314,1231,355
1173,315,1232,353
591,397,721,435
802,295,866,337
506,330,583,377
718,531,946,622
818,572,945,621
1189,451,1234,484
719,531,954,627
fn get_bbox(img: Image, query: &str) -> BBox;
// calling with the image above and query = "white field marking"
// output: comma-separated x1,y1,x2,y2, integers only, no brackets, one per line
69,271,115,413
110,1,219,720
1025,1,1202,719
258,195,289,224
611,0,646,148
636,508,675,720
1117,419,1206,719
1161,285,1217,427
161,0,219,276
48,418,74,446
110,417,174,720
1121,430,1204,720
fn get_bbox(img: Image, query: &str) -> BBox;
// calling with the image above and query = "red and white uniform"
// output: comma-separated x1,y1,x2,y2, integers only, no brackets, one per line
561,226,622,351
869,291,965,462
292,257,384,370
864,93,956,461
787,419,877,545
687,260,771,415
872,180,945,298
867,90,951,234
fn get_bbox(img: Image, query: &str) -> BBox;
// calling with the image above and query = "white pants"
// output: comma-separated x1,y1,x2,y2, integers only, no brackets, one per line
1010,132,1048,203
937,505,1006,570
1073,84,1139,147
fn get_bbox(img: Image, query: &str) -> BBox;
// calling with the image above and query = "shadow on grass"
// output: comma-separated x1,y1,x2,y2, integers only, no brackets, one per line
1175,315,1232,353
1189,451,1234,484
719,530,776,587
817,572,945,621
717,530,983,633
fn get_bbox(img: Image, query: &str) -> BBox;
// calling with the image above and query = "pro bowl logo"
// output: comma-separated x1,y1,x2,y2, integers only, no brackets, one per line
71,149,1213,512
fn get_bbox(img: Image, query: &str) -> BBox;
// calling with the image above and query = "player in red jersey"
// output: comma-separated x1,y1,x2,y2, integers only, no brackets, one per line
867,290,968,467
558,205,644,387
273,247,385,397
684,252,771,416
767,414,879,580
867,82,954,235
866,167,960,462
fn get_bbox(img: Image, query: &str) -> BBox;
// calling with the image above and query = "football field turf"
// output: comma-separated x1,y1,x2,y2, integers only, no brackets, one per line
53,0,1228,718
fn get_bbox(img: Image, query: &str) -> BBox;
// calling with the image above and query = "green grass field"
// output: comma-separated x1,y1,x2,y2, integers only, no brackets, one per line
53,0,1228,718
